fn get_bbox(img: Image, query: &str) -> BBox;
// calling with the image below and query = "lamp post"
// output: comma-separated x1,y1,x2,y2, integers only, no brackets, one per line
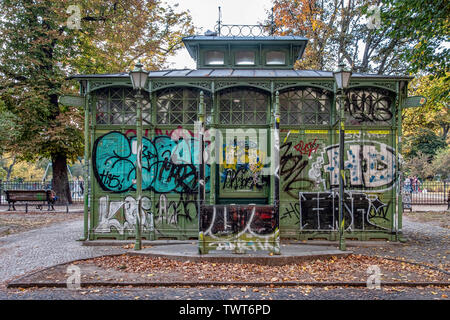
333,62,352,251
129,62,149,251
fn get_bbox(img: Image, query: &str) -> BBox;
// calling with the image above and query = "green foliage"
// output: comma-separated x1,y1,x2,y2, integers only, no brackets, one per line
0,0,193,201
270,0,412,74
380,0,449,80
403,128,447,159
403,151,433,179
403,73,450,141
430,147,450,179
0,0,194,163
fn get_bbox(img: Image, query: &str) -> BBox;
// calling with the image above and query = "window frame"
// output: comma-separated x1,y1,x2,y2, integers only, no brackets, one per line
218,87,269,126
278,87,332,126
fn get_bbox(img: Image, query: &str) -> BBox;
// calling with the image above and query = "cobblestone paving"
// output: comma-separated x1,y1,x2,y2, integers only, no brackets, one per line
0,286,448,300
0,219,126,285
353,216,450,269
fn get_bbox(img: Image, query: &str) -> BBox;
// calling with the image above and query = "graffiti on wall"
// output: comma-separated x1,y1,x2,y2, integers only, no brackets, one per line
154,193,197,227
299,191,390,231
345,89,393,124
279,133,396,232
199,205,279,253
93,131,210,193
95,195,153,234
318,141,396,191
280,140,316,198
220,140,268,191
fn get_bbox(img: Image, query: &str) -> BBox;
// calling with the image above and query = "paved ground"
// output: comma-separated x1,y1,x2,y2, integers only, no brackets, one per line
0,219,126,285
353,215,449,269
0,285,448,300
0,209,448,301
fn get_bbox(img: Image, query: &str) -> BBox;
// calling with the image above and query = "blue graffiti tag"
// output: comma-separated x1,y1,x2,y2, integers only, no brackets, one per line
93,131,210,193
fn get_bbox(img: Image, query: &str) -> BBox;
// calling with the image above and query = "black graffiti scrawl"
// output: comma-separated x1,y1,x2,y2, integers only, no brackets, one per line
299,192,390,231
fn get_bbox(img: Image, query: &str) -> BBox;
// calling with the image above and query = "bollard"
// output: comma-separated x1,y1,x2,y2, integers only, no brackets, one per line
25,203,28,213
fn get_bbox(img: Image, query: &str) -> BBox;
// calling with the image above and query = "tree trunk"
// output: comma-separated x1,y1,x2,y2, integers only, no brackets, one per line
5,156,16,181
52,153,72,204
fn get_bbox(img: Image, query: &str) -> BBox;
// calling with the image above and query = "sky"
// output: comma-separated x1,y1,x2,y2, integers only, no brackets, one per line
164,0,274,69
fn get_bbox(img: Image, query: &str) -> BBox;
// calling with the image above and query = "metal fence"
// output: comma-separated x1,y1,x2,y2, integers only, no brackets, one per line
0,180,84,204
402,180,450,207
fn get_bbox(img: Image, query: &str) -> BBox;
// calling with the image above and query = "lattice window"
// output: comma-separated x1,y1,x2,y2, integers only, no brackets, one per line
218,87,268,125
156,87,212,125
344,87,394,125
279,87,331,125
94,87,151,125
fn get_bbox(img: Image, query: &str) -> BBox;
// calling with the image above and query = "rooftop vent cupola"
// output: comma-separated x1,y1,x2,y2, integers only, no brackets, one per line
182,12,308,70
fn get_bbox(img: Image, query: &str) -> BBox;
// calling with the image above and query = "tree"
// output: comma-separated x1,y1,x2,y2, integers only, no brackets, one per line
430,147,450,180
0,0,193,203
403,73,450,142
0,154,17,181
269,0,411,74
380,0,449,81
403,151,433,179
403,128,447,160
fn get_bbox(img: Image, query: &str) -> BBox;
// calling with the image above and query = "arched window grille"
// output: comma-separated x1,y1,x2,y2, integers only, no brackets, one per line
218,87,268,125
94,87,151,125
156,87,212,125
344,87,394,125
279,87,332,125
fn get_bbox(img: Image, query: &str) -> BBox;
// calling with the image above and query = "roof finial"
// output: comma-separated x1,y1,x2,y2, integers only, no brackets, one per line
217,6,222,36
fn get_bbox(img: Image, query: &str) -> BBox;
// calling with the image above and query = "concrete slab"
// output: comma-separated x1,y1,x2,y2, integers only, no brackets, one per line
129,244,351,266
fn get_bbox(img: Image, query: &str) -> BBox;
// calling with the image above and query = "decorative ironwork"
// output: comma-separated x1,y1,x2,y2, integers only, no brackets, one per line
187,81,212,92
373,82,396,92
215,81,239,91
310,82,335,91
93,87,151,125
215,81,271,92
89,81,114,91
247,81,272,92
156,87,212,125
214,24,274,37
275,82,334,92
278,87,332,125
214,5,276,37
152,81,176,91
218,87,268,125
344,87,395,125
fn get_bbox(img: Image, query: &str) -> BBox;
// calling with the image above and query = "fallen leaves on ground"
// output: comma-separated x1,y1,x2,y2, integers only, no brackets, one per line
84,254,449,284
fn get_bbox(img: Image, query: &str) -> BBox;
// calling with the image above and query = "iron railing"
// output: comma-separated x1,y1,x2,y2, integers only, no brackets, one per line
214,24,275,37
0,180,85,204
402,180,450,208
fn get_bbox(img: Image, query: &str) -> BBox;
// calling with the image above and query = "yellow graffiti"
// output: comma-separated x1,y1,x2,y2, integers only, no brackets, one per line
221,145,266,171
305,130,328,134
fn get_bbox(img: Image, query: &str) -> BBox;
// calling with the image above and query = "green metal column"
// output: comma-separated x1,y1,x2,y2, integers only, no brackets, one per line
396,81,406,241
89,86,96,240
273,91,281,255
81,87,90,240
198,91,206,254
338,92,346,251
135,90,143,250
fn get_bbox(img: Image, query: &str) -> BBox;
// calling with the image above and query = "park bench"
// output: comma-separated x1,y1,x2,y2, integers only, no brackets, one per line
4,190,56,212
